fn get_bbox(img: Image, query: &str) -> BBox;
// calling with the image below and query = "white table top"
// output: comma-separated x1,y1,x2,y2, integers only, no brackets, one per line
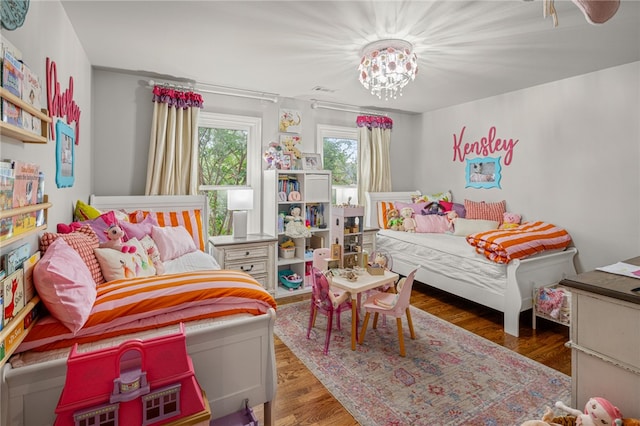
329,269,399,294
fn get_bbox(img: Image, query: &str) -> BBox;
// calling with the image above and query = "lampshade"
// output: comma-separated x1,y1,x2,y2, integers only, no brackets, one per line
227,188,254,211
358,39,418,101
228,188,253,239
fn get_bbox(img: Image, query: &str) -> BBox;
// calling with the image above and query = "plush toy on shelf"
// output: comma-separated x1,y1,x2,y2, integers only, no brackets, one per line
100,224,137,253
284,205,311,238
399,207,416,233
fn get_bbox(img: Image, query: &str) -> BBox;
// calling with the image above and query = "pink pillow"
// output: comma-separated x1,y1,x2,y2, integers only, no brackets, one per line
33,238,96,333
394,201,427,216
80,210,118,243
415,214,452,233
151,225,197,262
120,213,158,241
464,199,506,224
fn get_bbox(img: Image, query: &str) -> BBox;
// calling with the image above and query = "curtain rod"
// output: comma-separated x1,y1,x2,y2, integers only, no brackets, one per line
310,99,387,116
148,79,279,103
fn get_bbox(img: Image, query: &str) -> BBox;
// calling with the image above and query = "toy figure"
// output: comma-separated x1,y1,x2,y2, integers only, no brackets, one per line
100,224,137,253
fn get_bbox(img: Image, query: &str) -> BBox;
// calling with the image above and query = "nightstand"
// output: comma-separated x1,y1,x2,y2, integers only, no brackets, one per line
209,234,277,296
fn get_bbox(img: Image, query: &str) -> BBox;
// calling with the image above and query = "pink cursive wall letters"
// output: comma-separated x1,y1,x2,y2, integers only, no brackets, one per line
452,126,518,165
46,57,81,144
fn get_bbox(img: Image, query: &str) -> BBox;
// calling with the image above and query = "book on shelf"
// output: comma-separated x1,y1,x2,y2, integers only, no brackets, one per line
2,269,24,326
12,211,37,236
2,99,22,127
20,63,42,135
1,242,30,275
0,160,13,211
1,295,41,366
11,160,39,207
0,217,12,242
35,172,45,226
22,251,40,302
1,50,23,98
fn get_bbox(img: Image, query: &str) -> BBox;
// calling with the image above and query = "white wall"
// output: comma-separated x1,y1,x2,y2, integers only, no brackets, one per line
0,1,92,247
412,62,640,272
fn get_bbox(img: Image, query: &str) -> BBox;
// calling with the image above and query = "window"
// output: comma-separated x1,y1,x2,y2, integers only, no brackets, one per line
317,124,359,204
143,386,181,424
75,405,117,426
198,112,261,236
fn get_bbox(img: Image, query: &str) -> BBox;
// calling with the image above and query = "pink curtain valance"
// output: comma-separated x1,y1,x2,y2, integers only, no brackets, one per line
356,115,393,130
152,86,204,109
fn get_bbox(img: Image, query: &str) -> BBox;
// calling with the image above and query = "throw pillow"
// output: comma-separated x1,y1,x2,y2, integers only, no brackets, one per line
464,199,506,224
40,225,105,285
376,201,396,229
395,201,428,216
151,225,198,262
415,214,452,233
412,190,452,204
33,238,96,333
130,209,205,251
453,218,499,236
74,199,102,222
94,238,156,282
139,235,164,275
120,213,159,241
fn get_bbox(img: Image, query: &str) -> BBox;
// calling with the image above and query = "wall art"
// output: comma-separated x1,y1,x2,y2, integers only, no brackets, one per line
278,108,302,133
55,120,75,188
465,157,501,189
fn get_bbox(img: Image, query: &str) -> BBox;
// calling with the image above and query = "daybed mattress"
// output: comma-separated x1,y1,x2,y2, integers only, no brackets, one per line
376,229,508,294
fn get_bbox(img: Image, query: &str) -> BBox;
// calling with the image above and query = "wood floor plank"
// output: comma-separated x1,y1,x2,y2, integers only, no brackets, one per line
252,281,571,425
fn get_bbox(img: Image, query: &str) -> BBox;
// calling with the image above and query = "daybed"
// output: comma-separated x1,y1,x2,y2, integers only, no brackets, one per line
365,190,577,337
0,194,277,426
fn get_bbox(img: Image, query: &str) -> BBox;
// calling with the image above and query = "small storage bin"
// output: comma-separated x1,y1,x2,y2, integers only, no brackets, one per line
533,284,571,329
278,269,303,289
279,247,295,259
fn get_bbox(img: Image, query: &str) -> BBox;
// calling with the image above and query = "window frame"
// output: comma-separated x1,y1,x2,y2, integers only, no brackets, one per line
198,112,262,235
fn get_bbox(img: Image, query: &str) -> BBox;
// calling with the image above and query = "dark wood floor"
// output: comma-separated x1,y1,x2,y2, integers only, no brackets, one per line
253,281,571,425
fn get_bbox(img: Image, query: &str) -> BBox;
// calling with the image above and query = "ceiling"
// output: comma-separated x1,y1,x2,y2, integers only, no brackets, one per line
61,0,640,114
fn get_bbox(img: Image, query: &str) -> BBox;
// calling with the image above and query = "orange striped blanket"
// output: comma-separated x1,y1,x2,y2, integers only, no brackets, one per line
18,270,277,353
466,221,572,264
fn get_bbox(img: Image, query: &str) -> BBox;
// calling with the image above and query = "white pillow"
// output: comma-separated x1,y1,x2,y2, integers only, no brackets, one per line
94,238,156,281
453,218,499,236
151,225,198,262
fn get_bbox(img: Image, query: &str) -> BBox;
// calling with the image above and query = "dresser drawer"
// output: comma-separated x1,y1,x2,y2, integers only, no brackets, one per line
223,245,269,262
226,258,268,276
250,273,268,288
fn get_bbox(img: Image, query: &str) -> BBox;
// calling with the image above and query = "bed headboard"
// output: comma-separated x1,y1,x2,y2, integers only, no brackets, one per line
364,190,421,228
89,194,209,247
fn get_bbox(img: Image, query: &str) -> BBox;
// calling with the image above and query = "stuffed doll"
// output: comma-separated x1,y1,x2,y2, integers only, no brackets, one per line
400,207,416,233
556,397,622,426
521,406,576,426
500,212,522,230
284,206,311,238
100,224,137,253
386,208,403,231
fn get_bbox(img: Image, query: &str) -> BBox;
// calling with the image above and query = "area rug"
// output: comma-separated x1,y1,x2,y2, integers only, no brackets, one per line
274,301,571,426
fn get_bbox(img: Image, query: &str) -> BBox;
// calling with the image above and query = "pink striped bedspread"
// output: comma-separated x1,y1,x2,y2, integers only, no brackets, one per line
17,270,277,353
466,221,572,264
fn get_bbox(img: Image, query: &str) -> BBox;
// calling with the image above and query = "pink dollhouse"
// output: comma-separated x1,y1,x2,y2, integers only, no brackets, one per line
54,324,211,426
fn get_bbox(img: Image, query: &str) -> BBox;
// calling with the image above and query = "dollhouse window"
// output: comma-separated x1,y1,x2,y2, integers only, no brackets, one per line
74,404,118,426
142,385,181,425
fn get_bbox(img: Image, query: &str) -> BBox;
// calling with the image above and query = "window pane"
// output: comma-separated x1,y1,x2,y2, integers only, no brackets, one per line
323,137,357,186
198,126,248,236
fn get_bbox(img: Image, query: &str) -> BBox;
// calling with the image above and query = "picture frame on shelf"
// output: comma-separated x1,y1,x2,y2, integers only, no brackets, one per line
55,120,75,188
280,152,294,170
301,153,322,170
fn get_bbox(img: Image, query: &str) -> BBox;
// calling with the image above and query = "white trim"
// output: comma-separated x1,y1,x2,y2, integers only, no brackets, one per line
315,124,358,157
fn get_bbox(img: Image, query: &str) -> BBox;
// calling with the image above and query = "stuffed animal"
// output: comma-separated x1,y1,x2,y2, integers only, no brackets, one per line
521,406,576,426
100,224,137,253
556,397,622,426
500,212,522,230
386,208,403,231
284,205,311,238
280,136,302,159
400,207,416,233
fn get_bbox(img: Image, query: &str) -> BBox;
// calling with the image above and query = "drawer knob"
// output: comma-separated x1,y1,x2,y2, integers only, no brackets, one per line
241,265,254,272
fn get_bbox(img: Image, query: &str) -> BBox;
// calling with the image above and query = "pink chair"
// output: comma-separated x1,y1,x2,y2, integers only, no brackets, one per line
307,267,352,355
358,268,418,357
312,247,331,270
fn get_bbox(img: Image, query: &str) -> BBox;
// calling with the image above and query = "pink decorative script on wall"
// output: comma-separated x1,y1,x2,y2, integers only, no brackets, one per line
46,57,82,145
452,126,518,165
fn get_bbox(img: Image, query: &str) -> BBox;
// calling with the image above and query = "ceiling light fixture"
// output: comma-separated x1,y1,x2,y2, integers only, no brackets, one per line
358,39,418,101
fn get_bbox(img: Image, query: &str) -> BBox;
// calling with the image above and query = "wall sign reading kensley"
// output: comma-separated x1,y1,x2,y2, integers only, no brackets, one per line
452,126,519,166
46,57,81,145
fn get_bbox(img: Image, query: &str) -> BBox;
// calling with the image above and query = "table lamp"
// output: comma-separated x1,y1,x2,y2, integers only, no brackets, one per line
228,188,254,239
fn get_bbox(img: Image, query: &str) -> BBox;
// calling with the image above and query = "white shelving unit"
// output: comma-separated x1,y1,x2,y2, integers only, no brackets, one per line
331,205,365,269
263,169,332,298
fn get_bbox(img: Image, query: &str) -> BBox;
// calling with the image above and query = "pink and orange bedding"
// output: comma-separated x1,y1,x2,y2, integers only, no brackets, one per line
466,221,572,264
18,269,276,353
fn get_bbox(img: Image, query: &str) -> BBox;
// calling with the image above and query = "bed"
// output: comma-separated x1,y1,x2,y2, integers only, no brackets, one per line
0,194,277,426
365,190,577,337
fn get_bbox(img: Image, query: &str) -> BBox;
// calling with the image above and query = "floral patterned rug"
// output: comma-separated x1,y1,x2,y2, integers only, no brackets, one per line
274,301,570,426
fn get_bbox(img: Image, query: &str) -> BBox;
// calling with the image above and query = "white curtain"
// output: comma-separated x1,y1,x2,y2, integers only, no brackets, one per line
357,115,393,204
145,86,203,195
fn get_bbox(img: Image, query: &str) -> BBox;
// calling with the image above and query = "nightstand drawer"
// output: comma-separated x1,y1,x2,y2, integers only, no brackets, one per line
224,245,269,262
226,259,268,275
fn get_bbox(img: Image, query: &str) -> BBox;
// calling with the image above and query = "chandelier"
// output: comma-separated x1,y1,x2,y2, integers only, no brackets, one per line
358,39,418,101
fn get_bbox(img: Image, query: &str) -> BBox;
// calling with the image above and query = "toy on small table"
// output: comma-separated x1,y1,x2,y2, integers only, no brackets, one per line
100,224,136,253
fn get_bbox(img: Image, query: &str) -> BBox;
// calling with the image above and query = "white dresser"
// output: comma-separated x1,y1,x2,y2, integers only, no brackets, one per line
560,258,640,418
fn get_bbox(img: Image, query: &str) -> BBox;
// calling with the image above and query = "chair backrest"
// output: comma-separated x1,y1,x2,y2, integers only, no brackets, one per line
389,268,418,315
312,248,331,270
311,267,334,313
